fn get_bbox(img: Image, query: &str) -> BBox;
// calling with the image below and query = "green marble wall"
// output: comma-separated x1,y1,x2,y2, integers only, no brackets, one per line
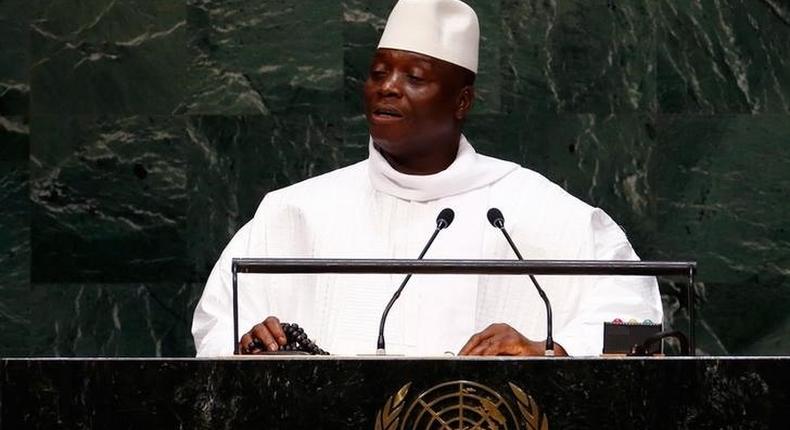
0,0,788,357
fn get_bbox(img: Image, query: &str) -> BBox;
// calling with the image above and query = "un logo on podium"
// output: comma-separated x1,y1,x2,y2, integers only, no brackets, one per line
374,380,549,430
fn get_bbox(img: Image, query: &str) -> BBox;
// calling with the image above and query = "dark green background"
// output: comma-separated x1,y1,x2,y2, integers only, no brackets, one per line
1,0,788,357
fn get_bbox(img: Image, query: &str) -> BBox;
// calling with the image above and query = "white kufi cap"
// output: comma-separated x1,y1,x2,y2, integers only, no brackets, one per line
378,0,480,73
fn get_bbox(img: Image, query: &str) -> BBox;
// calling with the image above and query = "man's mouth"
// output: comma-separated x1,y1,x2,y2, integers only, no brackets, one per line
372,107,404,120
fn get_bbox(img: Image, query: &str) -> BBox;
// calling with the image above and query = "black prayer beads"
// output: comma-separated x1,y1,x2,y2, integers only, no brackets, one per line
279,322,329,355
248,322,329,355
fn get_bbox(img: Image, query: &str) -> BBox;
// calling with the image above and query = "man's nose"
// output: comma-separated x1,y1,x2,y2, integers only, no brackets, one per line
378,73,402,97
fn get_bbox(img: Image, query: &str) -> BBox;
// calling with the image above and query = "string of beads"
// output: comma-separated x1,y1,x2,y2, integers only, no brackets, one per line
279,322,329,355
248,322,329,355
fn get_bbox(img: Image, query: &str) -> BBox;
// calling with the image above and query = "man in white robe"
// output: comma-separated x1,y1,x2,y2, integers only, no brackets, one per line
191,0,663,357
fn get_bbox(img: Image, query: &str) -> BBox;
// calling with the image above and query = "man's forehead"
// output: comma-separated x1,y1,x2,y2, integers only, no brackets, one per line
372,48,446,69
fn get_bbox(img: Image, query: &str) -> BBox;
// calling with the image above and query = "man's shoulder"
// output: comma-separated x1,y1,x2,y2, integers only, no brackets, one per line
490,163,632,254
476,153,562,193
485,162,602,240
244,159,370,239
497,164,594,213
267,159,368,200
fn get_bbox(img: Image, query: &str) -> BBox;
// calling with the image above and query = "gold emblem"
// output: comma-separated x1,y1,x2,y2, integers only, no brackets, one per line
374,380,549,430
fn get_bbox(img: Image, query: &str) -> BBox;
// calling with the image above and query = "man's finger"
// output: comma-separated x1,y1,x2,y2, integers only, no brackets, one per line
459,334,480,356
251,324,279,352
263,316,287,345
239,333,261,354
458,324,502,355
484,334,540,356
467,337,498,356
466,342,490,356
494,335,523,356
238,333,250,354
459,327,501,355
464,332,504,356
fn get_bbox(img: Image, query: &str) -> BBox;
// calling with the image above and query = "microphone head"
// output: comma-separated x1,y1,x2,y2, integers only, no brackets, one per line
436,208,455,229
487,208,504,228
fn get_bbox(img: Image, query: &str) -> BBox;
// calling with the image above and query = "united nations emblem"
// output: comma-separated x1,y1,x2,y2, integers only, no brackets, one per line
374,380,548,430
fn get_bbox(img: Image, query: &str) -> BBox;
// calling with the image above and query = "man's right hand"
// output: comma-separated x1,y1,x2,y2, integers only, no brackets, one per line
239,316,287,354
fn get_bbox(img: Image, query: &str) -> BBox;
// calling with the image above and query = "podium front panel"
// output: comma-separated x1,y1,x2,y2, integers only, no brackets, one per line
2,357,788,429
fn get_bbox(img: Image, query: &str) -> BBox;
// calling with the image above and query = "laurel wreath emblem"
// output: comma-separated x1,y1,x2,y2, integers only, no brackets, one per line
374,381,548,430
509,382,549,430
374,382,411,430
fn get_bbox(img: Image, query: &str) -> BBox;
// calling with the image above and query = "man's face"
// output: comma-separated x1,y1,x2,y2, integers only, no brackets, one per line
363,48,469,159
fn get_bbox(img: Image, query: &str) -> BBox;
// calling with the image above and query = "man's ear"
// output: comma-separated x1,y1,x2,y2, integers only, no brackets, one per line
455,86,475,120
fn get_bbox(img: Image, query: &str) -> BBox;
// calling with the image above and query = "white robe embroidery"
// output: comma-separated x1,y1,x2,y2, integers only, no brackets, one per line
192,136,663,356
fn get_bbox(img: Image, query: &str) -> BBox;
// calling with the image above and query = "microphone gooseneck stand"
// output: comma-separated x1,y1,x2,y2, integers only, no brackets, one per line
376,208,455,354
487,208,555,356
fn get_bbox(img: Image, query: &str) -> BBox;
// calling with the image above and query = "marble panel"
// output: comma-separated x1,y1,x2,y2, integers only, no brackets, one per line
651,114,790,354
468,0,503,115
30,115,190,283
27,283,201,357
501,0,658,115
743,315,790,355
0,116,30,357
0,0,31,115
657,0,790,113
0,116,28,161
30,0,186,114
183,0,343,115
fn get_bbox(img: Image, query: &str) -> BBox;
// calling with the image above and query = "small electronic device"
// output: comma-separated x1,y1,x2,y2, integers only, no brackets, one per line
602,319,662,355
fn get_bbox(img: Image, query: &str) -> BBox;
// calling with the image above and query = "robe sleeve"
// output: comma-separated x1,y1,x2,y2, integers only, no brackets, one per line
552,209,664,356
191,221,256,357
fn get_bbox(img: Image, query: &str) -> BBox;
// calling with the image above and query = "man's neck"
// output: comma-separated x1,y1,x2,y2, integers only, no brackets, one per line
376,137,461,176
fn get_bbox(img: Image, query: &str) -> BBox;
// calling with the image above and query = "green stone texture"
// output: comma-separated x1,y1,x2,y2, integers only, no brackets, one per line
30,0,186,114
657,0,790,114
27,283,201,356
183,0,343,116
30,115,190,283
0,116,30,356
501,0,658,114
0,0,31,115
0,0,787,356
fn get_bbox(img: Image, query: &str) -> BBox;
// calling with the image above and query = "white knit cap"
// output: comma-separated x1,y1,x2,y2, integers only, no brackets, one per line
377,0,480,74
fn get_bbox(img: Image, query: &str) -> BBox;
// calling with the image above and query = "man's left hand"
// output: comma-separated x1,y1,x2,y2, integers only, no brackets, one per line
458,323,567,356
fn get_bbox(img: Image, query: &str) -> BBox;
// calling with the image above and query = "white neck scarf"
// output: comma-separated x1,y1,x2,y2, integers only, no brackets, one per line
367,135,519,202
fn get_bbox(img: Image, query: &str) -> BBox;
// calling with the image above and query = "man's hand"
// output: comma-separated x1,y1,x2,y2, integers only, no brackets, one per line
239,316,287,354
458,323,568,356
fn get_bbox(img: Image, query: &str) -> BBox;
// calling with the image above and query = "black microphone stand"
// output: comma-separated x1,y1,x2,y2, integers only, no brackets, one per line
376,209,454,354
489,209,555,356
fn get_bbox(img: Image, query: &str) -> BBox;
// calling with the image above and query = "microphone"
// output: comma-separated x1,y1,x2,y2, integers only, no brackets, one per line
487,208,555,356
376,208,455,354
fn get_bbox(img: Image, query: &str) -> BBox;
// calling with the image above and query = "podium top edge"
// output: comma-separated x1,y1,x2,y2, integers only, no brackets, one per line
4,356,789,363
229,258,697,277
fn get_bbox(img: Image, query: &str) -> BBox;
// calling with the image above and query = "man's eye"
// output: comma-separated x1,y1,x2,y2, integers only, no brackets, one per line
408,75,425,82
370,70,387,79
